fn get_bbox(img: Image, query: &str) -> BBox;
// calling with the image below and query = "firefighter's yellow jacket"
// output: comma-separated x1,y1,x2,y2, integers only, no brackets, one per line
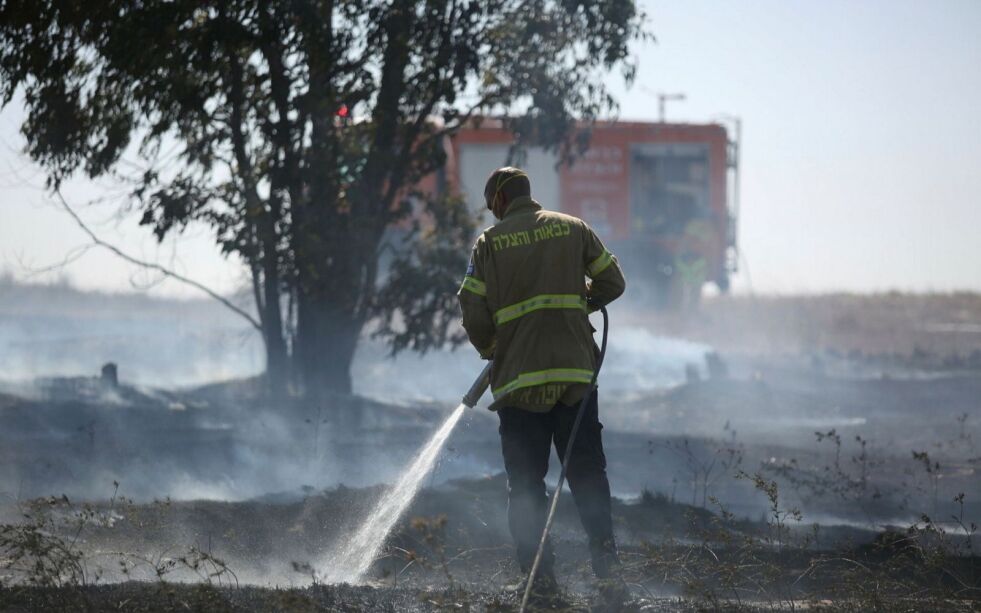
457,196,626,411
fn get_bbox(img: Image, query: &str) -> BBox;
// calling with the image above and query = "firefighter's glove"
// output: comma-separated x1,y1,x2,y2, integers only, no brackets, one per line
478,338,496,360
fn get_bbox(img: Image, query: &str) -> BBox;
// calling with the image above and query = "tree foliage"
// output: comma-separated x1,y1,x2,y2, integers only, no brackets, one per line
0,0,647,397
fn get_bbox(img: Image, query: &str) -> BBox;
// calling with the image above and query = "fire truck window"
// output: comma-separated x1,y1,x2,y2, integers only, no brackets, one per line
629,144,711,238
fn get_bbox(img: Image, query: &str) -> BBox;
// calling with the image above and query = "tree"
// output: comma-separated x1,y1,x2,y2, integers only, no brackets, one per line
0,0,647,399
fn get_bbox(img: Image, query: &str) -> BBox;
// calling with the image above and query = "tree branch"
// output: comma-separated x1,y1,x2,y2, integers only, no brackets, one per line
53,188,262,331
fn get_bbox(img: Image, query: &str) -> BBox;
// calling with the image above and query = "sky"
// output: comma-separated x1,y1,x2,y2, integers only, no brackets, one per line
1,0,980,297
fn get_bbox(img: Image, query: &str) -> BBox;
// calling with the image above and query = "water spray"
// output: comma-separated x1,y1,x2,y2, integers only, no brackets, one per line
519,305,609,613
320,360,493,584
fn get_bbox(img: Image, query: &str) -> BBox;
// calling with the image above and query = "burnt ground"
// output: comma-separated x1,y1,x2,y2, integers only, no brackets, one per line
2,292,981,610
1,472,980,611
0,583,708,613
2,363,981,611
2,356,979,523
1,363,980,611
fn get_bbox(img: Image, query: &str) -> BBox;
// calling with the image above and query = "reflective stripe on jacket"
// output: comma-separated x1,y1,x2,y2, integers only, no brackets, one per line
457,196,626,411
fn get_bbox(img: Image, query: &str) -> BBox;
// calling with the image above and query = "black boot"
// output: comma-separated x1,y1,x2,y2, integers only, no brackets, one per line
506,569,563,611
528,571,563,611
591,539,628,611
506,564,557,594
589,538,622,580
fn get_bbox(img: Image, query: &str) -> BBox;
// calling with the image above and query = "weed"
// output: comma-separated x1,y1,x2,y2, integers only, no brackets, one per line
409,515,454,587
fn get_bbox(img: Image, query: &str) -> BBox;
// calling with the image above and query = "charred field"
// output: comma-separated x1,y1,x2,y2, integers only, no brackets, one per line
2,289,981,611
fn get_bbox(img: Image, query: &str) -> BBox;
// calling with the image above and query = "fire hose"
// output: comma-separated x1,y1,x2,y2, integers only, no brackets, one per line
459,306,611,612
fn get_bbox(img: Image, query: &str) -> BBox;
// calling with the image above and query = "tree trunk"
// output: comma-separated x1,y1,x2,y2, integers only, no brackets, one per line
259,207,289,398
262,310,290,396
248,258,289,398
296,289,361,399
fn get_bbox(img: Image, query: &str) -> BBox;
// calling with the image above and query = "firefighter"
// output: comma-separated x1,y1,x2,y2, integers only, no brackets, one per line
457,166,627,598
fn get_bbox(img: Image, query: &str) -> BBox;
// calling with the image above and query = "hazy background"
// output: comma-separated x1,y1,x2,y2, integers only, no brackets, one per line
2,0,979,298
1,6,980,601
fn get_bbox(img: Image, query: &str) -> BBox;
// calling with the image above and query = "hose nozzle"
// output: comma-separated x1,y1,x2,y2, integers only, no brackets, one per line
462,362,492,408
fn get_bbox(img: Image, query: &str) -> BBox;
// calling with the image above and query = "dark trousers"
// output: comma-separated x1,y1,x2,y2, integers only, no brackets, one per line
497,390,617,578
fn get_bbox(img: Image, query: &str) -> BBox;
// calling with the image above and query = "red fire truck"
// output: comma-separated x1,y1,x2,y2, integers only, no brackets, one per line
439,119,739,307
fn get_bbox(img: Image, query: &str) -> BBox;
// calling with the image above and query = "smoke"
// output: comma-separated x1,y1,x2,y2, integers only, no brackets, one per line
0,280,716,505
352,320,711,407
1,279,709,401
3,279,978,540
0,391,417,503
0,280,263,388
